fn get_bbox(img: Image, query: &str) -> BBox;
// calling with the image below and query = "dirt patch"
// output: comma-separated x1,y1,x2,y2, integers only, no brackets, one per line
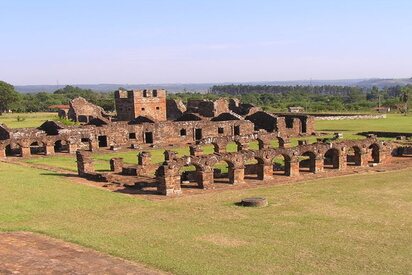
197,233,248,247
0,232,165,275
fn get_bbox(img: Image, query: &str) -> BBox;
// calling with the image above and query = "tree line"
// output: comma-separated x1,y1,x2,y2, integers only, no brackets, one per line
0,80,411,114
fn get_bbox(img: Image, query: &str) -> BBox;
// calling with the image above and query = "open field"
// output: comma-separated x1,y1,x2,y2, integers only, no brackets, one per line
0,112,58,128
0,161,411,274
315,114,412,139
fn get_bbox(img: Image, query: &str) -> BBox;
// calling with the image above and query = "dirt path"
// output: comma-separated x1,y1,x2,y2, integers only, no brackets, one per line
0,232,166,275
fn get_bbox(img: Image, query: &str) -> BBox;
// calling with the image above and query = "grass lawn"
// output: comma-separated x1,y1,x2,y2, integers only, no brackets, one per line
0,161,411,274
315,114,412,139
0,112,58,128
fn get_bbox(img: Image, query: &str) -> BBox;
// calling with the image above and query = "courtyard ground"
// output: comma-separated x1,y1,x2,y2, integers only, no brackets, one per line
0,161,411,274
1,112,412,274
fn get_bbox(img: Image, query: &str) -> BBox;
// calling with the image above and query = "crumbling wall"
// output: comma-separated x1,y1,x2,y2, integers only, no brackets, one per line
166,99,187,120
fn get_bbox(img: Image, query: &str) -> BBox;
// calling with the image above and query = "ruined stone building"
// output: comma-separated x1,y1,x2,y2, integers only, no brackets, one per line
115,89,167,121
0,88,316,158
59,97,110,124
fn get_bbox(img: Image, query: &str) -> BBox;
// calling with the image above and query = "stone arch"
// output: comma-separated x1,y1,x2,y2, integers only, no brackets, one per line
272,153,292,176
5,143,22,157
369,143,380,164
346,146,362,166
244,156,265,180
54,139,69,153
179,163,205,189
213,158,243,184
299,151,316,173
29,141,45,155
324,148,340,169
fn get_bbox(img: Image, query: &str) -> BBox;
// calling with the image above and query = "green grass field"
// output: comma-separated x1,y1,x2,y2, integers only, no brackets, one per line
0,162,411,274
315,114,412,139
0,112,58,128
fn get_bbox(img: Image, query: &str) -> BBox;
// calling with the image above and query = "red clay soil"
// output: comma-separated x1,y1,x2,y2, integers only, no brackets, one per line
0,232,165,275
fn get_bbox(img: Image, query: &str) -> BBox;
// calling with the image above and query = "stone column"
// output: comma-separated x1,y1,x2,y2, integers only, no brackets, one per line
257,163,273,180
338,154,346,170
189,145,203,156
197,170,213,189
213,142,228,153
288,159,299,177
76,150,94,176
156,166,182,196
0,147,5,158
20,147,31,158
314,157,324,173
45,145,55,156
238,141,249,151
68,143,78,154
138,151,152,166
110,157,124,173
360,152,369,166
164,150,177,161
228,167,245,184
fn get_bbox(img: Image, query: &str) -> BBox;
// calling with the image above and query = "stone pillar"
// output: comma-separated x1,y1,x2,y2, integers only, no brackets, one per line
189,145,203,156
68,143,78,154
89,140,98,152
237,141,249,151
138,151,152,166
360,152,369,166
257,163,273,180
0,148,5,158
228,167,245,184
213,142,227,153
338,154,346,170
76,150,94,176
164,150,178,161
110,158,124,173
257,139,271,150
45,145,55,156
314,157,323,173
156,166,182,196
288,160,299,177
197,170,213,189
20,147,31,158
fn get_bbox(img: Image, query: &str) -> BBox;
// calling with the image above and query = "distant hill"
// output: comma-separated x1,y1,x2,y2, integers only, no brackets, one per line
14,78,412,93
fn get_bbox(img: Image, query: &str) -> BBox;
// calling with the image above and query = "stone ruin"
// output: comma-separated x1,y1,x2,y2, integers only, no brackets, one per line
0,89,315,158
74,135,401,196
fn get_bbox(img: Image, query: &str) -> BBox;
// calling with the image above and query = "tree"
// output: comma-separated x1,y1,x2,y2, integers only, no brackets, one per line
0,81,19,114
399,85,412,115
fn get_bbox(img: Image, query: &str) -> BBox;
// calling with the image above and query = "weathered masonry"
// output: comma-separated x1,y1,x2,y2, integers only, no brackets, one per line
0,89,315,158
75,137,394,196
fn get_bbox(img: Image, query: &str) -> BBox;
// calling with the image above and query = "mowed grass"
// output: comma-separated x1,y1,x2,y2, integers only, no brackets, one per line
315,114,412,139
0,112,58,128
0,162,411,274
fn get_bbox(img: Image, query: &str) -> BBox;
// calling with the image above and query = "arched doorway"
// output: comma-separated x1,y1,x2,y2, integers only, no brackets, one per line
369,144,380,164
347,146,362,166
272,154,291,176
244,157,264,180
5,144,21,157
324,148,340,169
54,140,69,153
30,141,45,155
179,165,203,189
213,160,237,184
299,151,316,173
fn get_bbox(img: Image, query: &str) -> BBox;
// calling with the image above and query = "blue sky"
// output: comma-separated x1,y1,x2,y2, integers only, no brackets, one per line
1,0,411,85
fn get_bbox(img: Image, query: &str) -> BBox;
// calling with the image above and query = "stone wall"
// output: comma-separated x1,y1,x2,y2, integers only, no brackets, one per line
314,114,386,120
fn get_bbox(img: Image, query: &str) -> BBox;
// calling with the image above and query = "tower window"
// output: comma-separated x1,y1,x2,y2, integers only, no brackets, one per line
153,90,158,97
156,106,160,110
180,129,186,136
143,90,147,97
218,127,224,134
141,108,145,111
